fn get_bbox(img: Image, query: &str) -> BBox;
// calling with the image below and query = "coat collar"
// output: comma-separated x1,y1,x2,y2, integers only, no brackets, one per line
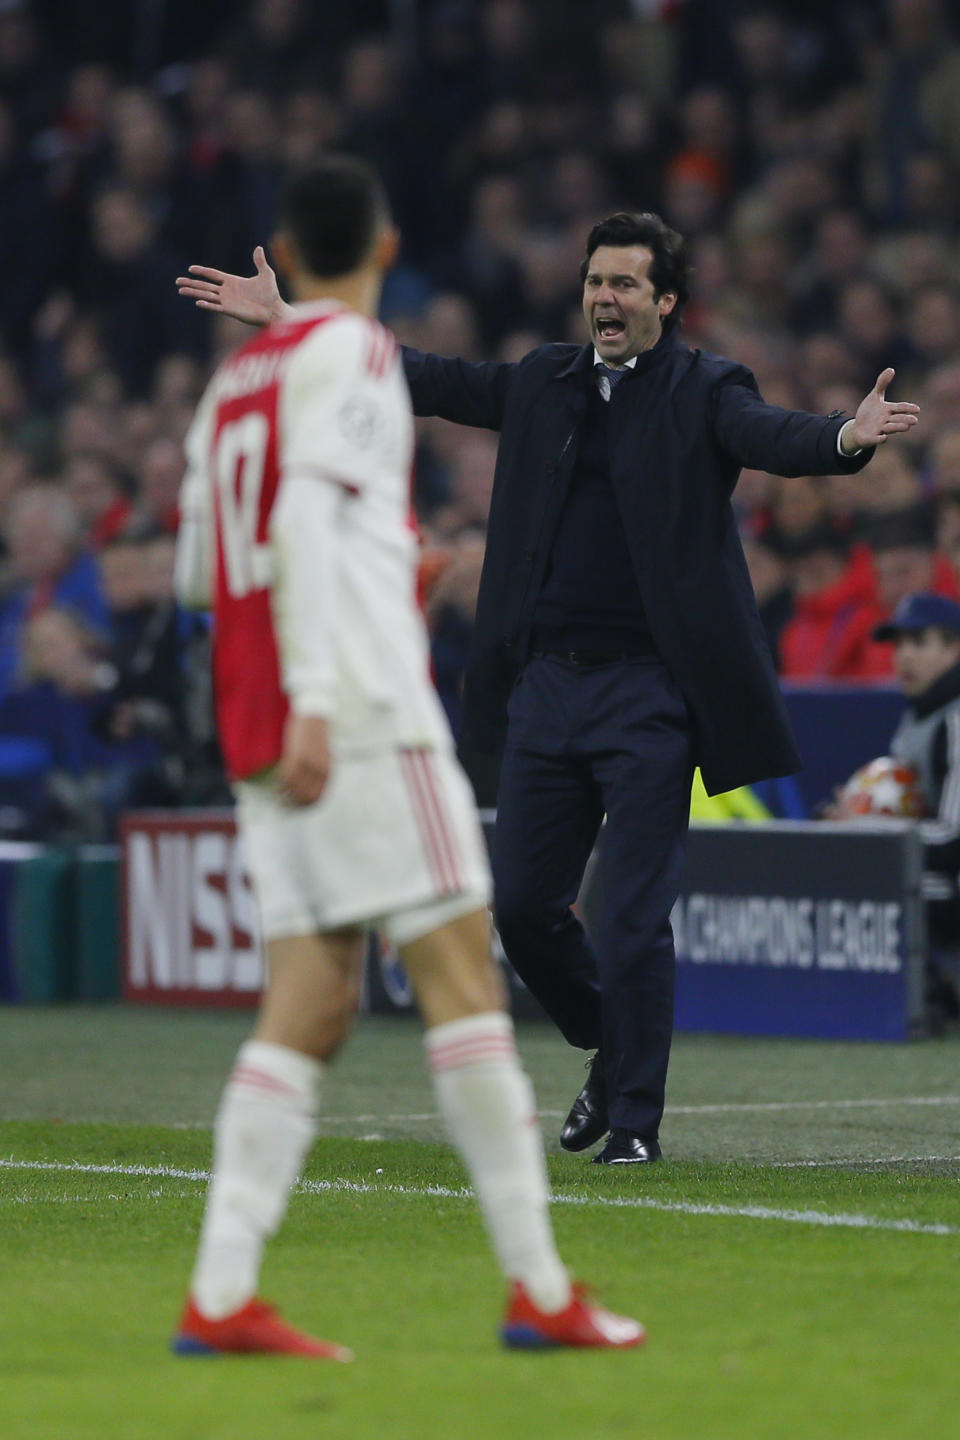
553,327,682,381
909,657,960,719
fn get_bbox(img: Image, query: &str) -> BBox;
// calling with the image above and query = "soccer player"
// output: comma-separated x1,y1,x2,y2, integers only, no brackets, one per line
171,155,643,1357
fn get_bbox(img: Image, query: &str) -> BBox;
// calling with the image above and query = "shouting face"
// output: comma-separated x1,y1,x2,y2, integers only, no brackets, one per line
582,244,676,366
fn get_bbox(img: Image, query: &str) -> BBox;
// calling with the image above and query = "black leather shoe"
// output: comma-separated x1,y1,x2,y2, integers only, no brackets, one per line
560,1051,609,1152
591,1129,662,1165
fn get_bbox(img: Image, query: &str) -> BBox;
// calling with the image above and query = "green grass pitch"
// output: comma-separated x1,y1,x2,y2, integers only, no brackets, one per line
1,1007,958,1440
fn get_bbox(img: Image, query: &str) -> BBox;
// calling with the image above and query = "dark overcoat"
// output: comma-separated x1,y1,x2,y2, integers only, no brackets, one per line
402,332,873,795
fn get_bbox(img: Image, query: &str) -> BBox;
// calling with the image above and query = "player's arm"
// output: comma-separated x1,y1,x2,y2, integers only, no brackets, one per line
175,247,295,327
174,383,217,610
270,321,386,805
175,248,513,429
271,469,339,806
400,346,513,429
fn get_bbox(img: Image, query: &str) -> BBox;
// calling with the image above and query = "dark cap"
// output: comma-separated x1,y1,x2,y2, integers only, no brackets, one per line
873,592,960,641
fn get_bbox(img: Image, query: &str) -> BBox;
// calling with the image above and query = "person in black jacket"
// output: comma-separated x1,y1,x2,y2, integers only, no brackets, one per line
176,209,918,1164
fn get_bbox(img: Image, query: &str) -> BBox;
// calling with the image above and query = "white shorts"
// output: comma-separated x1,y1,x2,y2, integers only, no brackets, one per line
235,744,492,947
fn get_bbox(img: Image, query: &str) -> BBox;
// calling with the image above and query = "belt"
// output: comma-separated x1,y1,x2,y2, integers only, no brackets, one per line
533,649,643,667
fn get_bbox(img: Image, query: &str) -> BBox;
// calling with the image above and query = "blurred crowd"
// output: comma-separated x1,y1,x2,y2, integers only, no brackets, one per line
2,0,960,836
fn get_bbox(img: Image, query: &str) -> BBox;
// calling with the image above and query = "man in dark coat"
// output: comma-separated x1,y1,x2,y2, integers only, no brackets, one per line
176,211,919,1165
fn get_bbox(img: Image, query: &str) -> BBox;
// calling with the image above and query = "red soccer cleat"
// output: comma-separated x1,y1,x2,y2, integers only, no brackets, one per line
500,1281,646,1350
171,1296,353,1361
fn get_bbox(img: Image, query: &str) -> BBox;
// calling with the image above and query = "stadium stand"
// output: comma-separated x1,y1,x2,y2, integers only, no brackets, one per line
2,0,960,835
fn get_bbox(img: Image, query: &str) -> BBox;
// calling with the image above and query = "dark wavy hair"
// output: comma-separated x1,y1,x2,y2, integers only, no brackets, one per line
579,212,690,331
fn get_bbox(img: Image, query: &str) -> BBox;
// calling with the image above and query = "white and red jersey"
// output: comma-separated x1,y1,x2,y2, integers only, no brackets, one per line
176,301,451,782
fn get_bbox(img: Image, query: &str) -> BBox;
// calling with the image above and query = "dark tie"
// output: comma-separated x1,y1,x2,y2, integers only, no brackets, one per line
595,363,629,401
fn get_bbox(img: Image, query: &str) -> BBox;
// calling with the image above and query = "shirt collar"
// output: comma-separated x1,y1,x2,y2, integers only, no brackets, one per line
286,299,351,319
593,350,638,370
555,330,679,381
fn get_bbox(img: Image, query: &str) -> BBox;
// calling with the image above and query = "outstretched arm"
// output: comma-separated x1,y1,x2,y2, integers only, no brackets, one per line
175,246,292,326
176,247,515,429
713,366,919,478
401,345,513,430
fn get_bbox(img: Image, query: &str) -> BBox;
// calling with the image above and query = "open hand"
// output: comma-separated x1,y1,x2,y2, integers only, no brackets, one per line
175,246,289,327
840,369,920,453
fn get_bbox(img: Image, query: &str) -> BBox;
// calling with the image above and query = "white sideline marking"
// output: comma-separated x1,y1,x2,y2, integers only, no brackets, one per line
316,1096,960,1125
779,1154,960,1169
1,1158,956,1236
666,1096,960,1115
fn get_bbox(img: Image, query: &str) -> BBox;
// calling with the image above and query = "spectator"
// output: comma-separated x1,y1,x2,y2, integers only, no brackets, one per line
0,0,58,140
830,592,960,1024
0,605,168,839
224,0,323,96
778,526,884,681
816,503,960,681
0,484,107,699
64,452,132,547
93,532,205,779
854,444,924,520
822,467,865,536
936,492,960,580
742,533,792,669
129,436,184,534
78,184,206,395
732,465,773,531
432,430,497,537
797,332,861,395
792,208,870,335
418,291,483,364
904,281,960,376
927,421,960,494
0,96,59,349
602,90,662,210
921,360,960,435
863,0,960,224
216,88,282,267
440,172,528,348
868,504,959,619
836,276,913,390
0,347,30,442
765,474,831,549
7,0,960,835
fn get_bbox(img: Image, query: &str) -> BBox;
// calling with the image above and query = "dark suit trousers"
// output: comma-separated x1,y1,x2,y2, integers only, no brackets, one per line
492,653,695,1139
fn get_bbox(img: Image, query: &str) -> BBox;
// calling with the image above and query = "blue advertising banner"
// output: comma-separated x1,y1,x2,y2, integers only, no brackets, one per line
669,822,926,1042
114,810,927,1042
369,818,927,1041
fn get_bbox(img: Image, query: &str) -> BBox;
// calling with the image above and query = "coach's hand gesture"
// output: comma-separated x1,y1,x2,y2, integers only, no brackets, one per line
278,714,331,806
840,369,920,454
175,246,288,326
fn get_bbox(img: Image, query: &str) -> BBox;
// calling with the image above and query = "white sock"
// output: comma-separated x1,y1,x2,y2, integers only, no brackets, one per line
190,1039,323,1319
425,1011,572,1313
